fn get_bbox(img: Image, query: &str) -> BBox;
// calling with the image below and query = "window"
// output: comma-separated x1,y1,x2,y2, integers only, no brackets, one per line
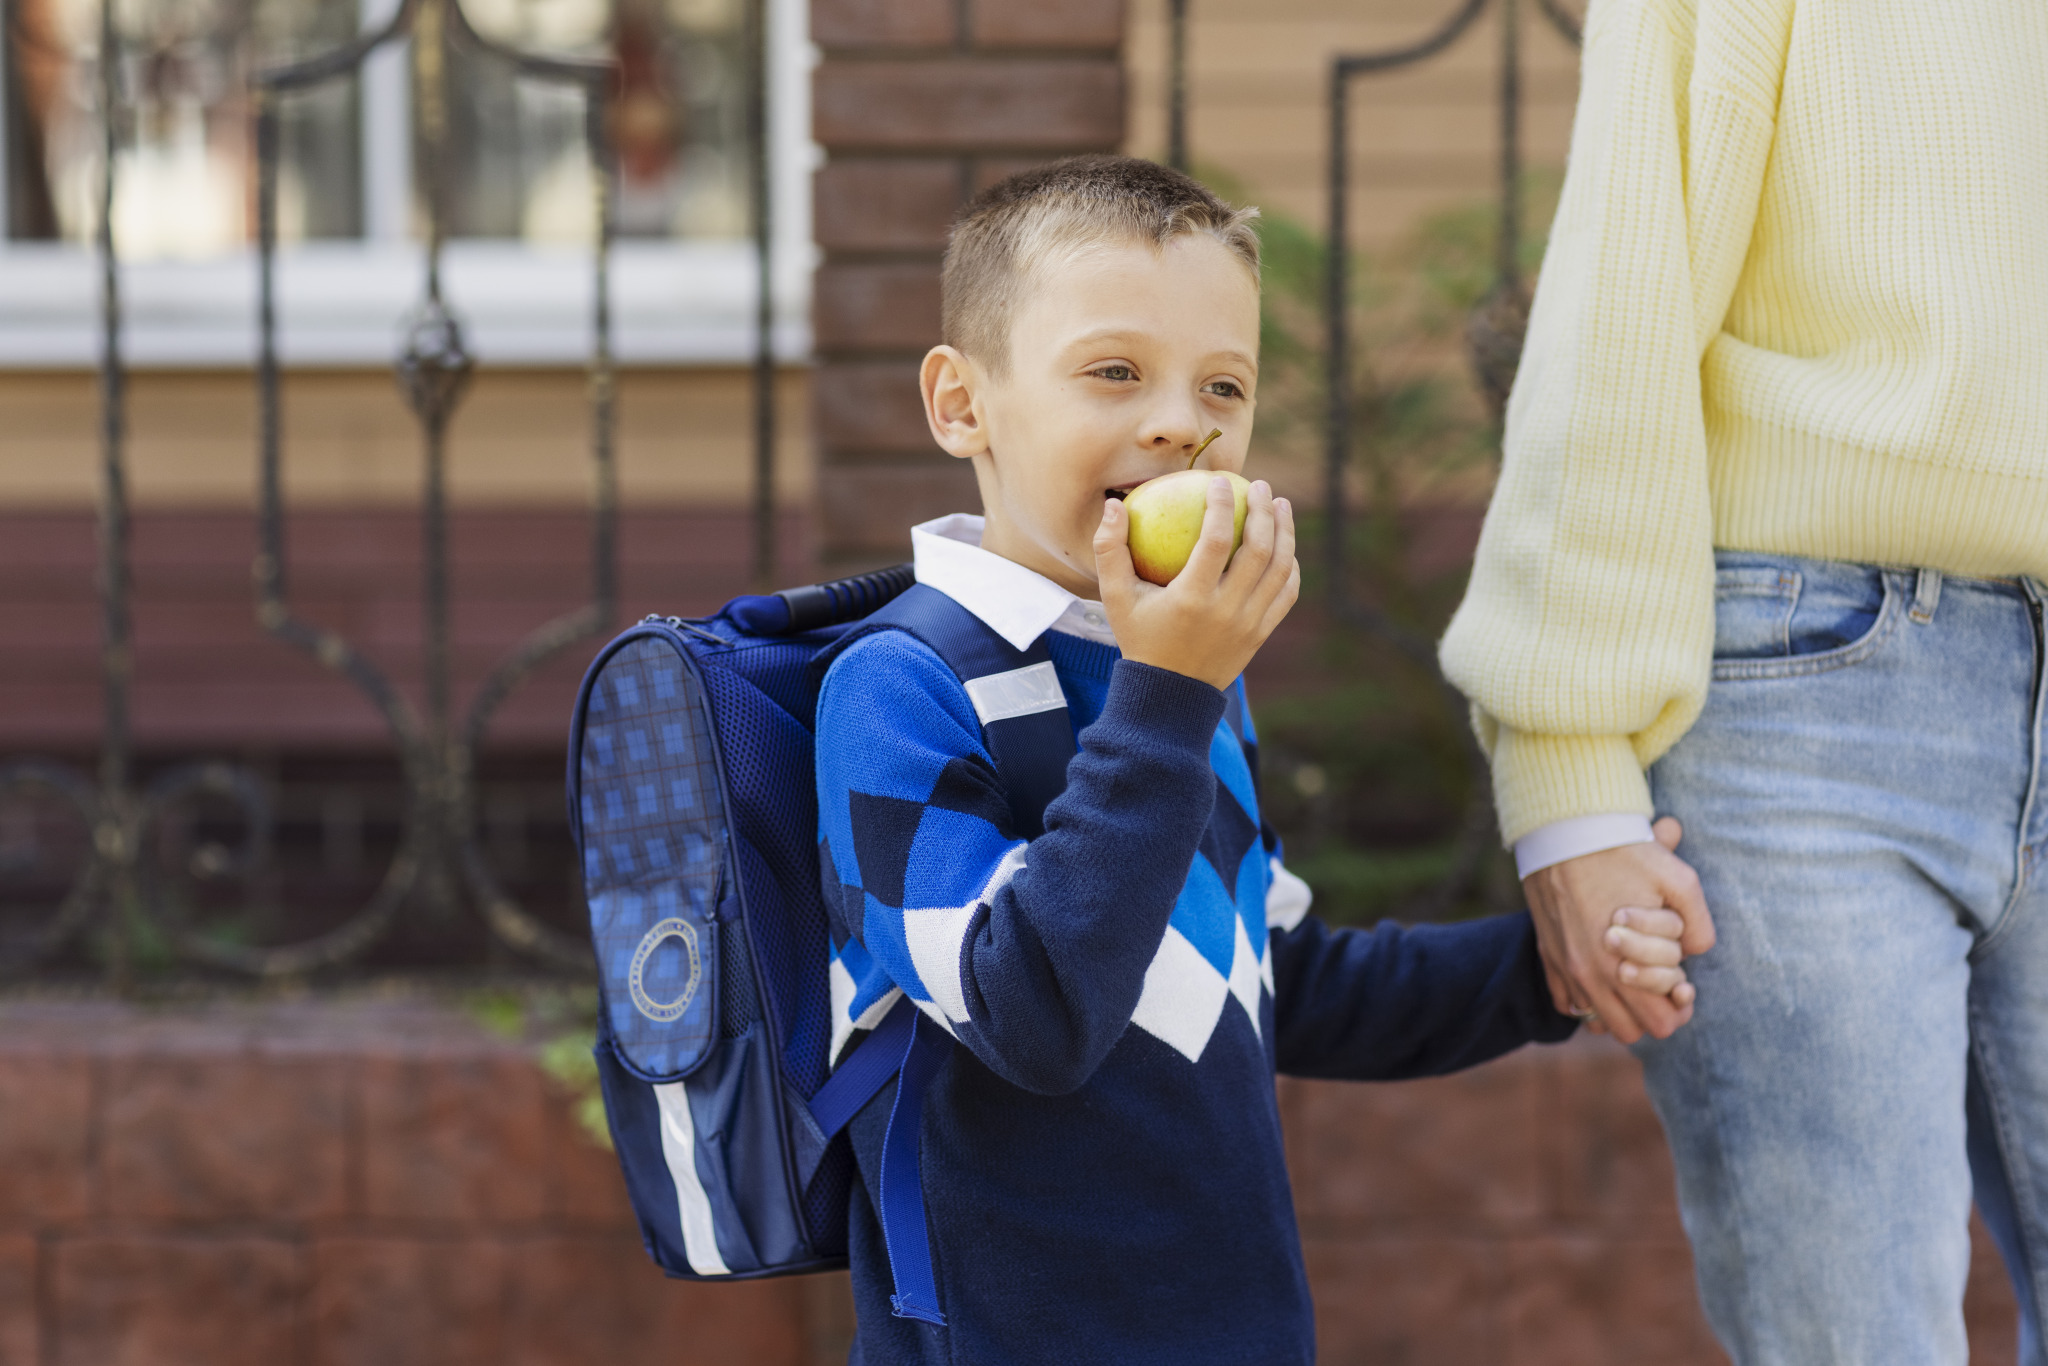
448,0,751,243
7,0,363,252
0,0,811,364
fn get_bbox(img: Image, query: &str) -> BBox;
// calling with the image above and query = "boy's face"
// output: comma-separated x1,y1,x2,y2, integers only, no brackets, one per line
921,234,1262,598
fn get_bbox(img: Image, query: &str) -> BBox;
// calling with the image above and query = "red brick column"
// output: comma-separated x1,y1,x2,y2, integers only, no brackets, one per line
811,0,1127,562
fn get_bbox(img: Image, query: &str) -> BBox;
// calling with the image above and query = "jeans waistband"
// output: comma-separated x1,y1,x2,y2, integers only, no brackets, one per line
1713,550,2043,603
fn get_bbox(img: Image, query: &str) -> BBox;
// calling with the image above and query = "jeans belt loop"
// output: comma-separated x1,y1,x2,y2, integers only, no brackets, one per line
1911,567,1943,625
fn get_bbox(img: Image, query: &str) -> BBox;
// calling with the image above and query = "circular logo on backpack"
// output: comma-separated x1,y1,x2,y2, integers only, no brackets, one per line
628,917,703,1023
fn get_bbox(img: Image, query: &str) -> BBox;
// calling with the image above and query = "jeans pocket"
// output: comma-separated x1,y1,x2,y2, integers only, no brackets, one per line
1711,565,1799,660
1711,555,1899,681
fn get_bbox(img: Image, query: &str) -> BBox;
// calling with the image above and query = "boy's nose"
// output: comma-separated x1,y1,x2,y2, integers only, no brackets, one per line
1141,411,1208,459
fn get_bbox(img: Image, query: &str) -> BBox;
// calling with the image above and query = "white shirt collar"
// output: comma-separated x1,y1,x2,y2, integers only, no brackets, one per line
910,514,1118,651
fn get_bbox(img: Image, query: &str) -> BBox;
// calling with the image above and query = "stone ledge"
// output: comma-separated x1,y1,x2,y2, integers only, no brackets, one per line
0,1000,2017,1364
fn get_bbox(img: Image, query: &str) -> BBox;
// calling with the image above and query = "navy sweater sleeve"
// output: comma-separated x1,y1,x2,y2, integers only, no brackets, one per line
816,632,1226,1096
1269,910,1577,1081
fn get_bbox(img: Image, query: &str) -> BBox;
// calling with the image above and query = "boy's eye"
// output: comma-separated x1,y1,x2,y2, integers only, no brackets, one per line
1203,380,1245,399
1090,364,1136,382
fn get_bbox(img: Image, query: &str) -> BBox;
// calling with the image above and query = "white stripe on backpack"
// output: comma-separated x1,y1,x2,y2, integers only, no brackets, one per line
654,1082,732,1276
963,661,1066,725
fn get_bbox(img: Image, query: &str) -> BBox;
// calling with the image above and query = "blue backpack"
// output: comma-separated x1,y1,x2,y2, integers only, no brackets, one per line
566,567,1075,1325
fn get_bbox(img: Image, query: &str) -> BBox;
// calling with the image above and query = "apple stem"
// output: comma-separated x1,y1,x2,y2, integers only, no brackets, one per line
1186,428,1223,471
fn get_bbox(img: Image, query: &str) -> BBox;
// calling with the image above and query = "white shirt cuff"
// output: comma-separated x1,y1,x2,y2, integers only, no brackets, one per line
1514,813,1658,880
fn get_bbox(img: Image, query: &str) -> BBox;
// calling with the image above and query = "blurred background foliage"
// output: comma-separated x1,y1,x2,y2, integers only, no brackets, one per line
1223,168,1562,928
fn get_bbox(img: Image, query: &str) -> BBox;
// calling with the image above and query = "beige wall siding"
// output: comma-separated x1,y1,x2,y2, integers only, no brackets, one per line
1125,0,1582,247
0,2,1584,517
0,367,810,509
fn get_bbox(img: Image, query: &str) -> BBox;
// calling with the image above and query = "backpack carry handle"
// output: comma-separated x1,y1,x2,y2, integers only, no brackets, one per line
726,563,917,636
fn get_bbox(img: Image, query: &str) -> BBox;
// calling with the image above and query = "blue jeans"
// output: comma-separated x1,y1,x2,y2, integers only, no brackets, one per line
1636,552,2048,1366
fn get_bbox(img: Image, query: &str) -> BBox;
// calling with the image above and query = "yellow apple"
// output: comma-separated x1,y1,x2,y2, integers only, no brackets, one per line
1123,469,1251,586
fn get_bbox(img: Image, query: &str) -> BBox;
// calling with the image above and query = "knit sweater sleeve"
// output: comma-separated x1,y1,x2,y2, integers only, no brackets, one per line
1437,0,1792,844
816,632,1226,1096
1270,912,1577,1081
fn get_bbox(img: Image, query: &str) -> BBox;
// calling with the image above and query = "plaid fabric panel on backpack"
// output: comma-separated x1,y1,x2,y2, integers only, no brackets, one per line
580,635,724,1079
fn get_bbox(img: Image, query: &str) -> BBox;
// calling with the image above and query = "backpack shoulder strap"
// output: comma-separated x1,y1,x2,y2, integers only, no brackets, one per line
816,582,1078,839
804,582,1085,1326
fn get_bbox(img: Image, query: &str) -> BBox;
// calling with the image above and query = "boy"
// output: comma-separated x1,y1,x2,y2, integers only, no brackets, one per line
814,156,1688,1364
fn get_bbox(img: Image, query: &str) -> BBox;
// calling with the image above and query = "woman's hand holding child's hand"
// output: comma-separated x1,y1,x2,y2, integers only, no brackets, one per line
1094,476,1300,692
1524,816,1711,1041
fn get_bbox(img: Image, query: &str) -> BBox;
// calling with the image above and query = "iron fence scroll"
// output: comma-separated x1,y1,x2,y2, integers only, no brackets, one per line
1317,0,1582,916
244,0,618,974
0,0,764,981
1163,0,1581,918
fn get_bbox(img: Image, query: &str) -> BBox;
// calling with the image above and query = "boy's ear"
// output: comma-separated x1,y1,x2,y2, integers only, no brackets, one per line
920,346,989,460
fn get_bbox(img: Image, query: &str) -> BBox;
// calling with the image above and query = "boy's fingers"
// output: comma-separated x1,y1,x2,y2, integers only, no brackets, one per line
1618,963,1689,994
1092,498,1140,606
1653,816,1684,851
1271,496,1297,572
1612,905,1686,940
1258,497,1298,605
1255,560,1301,639
1605,925,1682,967
1672,981,1697,1009
1178,476,1242,587
1657,997,1695,1030
1224,481,1276,591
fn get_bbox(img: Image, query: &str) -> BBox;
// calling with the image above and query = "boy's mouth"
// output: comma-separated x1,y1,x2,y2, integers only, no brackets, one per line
1103,481,1143,501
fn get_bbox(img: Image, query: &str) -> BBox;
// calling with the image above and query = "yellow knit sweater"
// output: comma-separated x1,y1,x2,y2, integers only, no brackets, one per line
1440,0,2048,846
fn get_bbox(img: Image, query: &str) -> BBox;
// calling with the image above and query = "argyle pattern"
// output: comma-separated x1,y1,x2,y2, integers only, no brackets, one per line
816,628,1279,1071
812,579,1575,1366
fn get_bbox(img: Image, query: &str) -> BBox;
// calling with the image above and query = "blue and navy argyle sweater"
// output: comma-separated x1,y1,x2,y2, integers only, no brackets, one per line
816,626,1573,1366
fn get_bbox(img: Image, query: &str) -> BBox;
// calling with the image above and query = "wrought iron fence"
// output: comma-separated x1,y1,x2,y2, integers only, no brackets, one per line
1167,0,1582,918
0,0,779,984
5,0,1583,981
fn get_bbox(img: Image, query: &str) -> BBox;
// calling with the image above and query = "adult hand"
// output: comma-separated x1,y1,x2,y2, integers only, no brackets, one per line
1521,817,1715,1043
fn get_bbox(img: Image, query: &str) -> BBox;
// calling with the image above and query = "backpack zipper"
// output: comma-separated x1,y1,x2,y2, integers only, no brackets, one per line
644,613,731,648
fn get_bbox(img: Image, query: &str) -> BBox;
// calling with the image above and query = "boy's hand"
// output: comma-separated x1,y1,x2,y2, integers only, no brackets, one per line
1573,904,1694,1036
1607,905,1693,1002
1095,476,1299,691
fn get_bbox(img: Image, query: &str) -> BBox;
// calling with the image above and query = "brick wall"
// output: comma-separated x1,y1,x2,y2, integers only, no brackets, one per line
811,0,1125,562
0,508,812,751
0,1000,2020,1364
0,1000,828,1366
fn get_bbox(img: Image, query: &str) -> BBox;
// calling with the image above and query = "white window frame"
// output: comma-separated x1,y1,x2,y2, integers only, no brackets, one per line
0,0,815,367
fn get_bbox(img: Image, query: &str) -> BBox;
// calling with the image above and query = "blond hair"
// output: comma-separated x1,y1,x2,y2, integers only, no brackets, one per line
940,155,1261,375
